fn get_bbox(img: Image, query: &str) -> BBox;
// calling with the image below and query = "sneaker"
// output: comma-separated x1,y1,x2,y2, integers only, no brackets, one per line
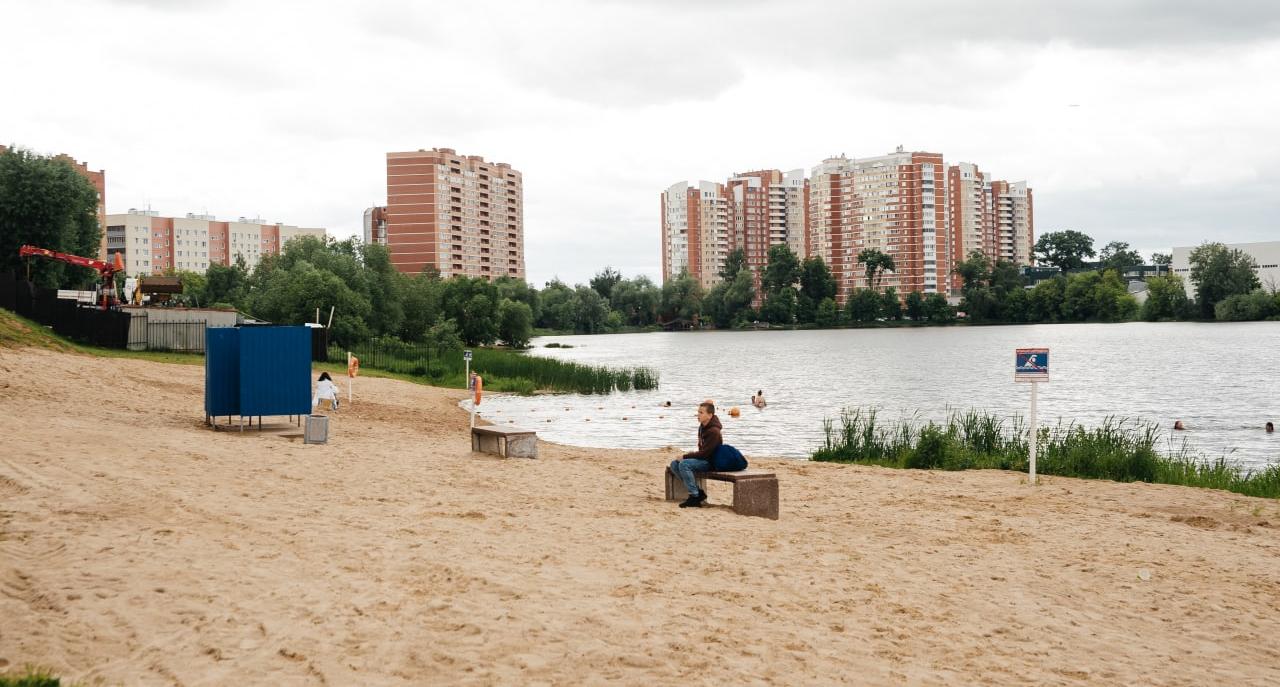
678,495,702,508
696,490,709,504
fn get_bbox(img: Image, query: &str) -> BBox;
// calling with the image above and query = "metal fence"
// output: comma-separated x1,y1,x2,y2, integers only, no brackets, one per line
0,272,131,348
328,340,447,377
126,313,209,352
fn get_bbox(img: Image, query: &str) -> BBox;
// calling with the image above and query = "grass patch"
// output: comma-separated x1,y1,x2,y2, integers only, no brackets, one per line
813,408,1280,499
0,665,68,686
0,308,203,366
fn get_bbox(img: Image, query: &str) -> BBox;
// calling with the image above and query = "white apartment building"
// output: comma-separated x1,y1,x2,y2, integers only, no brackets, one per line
105,209,326,276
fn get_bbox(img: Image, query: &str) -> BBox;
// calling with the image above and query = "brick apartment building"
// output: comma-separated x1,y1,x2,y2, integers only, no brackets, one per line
661,169,807,294
104,209,326,276
664,148,1034,304
375,148,525,280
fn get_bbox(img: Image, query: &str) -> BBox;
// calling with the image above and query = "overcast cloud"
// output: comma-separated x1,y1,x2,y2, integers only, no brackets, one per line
2,0,1277,286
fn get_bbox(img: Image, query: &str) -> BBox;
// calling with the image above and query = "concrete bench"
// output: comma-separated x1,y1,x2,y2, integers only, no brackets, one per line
665,467,779,520
471,425,538,458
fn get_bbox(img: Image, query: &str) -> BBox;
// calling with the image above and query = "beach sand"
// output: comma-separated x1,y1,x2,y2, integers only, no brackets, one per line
1,346,1279,686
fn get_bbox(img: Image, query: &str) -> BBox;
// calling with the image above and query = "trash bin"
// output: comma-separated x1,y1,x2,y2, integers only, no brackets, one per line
305,414,329,445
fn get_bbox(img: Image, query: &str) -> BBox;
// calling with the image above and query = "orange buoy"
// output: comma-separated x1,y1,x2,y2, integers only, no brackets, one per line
729,407,741,417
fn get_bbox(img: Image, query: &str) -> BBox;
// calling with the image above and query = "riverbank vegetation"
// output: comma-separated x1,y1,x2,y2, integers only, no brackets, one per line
812,408,1280,499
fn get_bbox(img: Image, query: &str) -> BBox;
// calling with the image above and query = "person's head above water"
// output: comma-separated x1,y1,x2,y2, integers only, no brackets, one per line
1174,420,1185,430
1268,421,1275,433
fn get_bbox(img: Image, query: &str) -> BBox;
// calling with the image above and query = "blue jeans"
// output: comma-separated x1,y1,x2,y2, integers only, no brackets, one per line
670,458,710,497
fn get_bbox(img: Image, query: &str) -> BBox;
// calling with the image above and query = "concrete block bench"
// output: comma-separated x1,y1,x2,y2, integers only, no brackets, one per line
471,425,538,459
665,468,779,520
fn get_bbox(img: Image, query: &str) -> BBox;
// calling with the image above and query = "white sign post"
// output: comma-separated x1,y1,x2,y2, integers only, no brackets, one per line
464,349,473,390
1015,348,1050,485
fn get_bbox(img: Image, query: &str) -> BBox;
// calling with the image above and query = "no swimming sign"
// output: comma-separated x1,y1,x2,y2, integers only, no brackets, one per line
1015,348,1050,382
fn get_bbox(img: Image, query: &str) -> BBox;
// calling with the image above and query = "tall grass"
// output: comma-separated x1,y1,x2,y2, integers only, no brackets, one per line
813,408,1280,499
329,342,658,395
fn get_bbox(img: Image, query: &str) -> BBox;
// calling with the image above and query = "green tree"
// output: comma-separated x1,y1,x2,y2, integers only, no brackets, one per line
923,293,954,322
243,259,373,344
760,286,797,324
1027,276,1067,322
495,275,541,324
0,146,103,288
1034,230,1096,271
857,248,896,290
1151,252,1172,266
1140,275,1192,321
1099,241,1143,273
538,279,578,331
1188,242,1261,318
460,293,499,345
881,287,902,320
799,256,837,303
661,270,703,323
704,268,755,327
719,248,748,281
399,270,442,341
905,291,925,321
589,266,622,300
845,288,881,323
204,256,249,308
423,318,463,352
761,244,801,294
574,285,610,333
609,276,661,326
174,269,207,307
497,298,533,348
814,297,839,327
953,250,991,290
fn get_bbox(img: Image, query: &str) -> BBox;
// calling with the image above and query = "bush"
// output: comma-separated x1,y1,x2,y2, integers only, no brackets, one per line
1214,289,1280,321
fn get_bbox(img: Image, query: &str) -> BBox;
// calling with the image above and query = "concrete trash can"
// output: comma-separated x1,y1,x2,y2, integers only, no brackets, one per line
305,414,329,444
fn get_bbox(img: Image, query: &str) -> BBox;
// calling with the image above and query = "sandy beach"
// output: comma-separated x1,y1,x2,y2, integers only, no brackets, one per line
1,346,1279,686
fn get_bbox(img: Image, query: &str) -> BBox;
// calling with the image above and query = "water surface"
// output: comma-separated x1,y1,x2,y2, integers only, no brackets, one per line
475,323,1280,468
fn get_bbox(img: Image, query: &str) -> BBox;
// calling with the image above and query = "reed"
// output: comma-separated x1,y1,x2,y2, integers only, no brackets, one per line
813,408,1280,499
328,342,658,395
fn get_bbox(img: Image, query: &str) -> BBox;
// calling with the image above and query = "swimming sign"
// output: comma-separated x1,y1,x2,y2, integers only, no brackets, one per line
1015,348,1049,382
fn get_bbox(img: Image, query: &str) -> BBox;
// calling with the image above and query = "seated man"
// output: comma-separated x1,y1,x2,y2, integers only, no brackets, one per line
669,402,722,508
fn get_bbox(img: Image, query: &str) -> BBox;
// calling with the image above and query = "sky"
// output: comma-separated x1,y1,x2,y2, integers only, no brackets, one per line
2,0,1278,287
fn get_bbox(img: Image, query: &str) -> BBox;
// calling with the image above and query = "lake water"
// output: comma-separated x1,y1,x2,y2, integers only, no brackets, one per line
474,323,1280,469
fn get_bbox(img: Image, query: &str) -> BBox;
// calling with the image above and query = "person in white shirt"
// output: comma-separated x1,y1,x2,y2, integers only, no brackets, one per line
313,371,341,412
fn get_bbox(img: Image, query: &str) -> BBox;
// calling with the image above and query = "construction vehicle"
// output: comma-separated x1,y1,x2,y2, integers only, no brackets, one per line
18,244,125,310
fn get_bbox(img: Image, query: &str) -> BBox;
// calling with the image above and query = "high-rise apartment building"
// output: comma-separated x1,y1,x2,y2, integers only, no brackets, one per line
947,162,990,291
809,149,950,302
665,149,1032,304
104,209,325,276
662,170,807,295
383,148,524,279
661,181,729,290
986,180,1035,265
726,169,808,272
